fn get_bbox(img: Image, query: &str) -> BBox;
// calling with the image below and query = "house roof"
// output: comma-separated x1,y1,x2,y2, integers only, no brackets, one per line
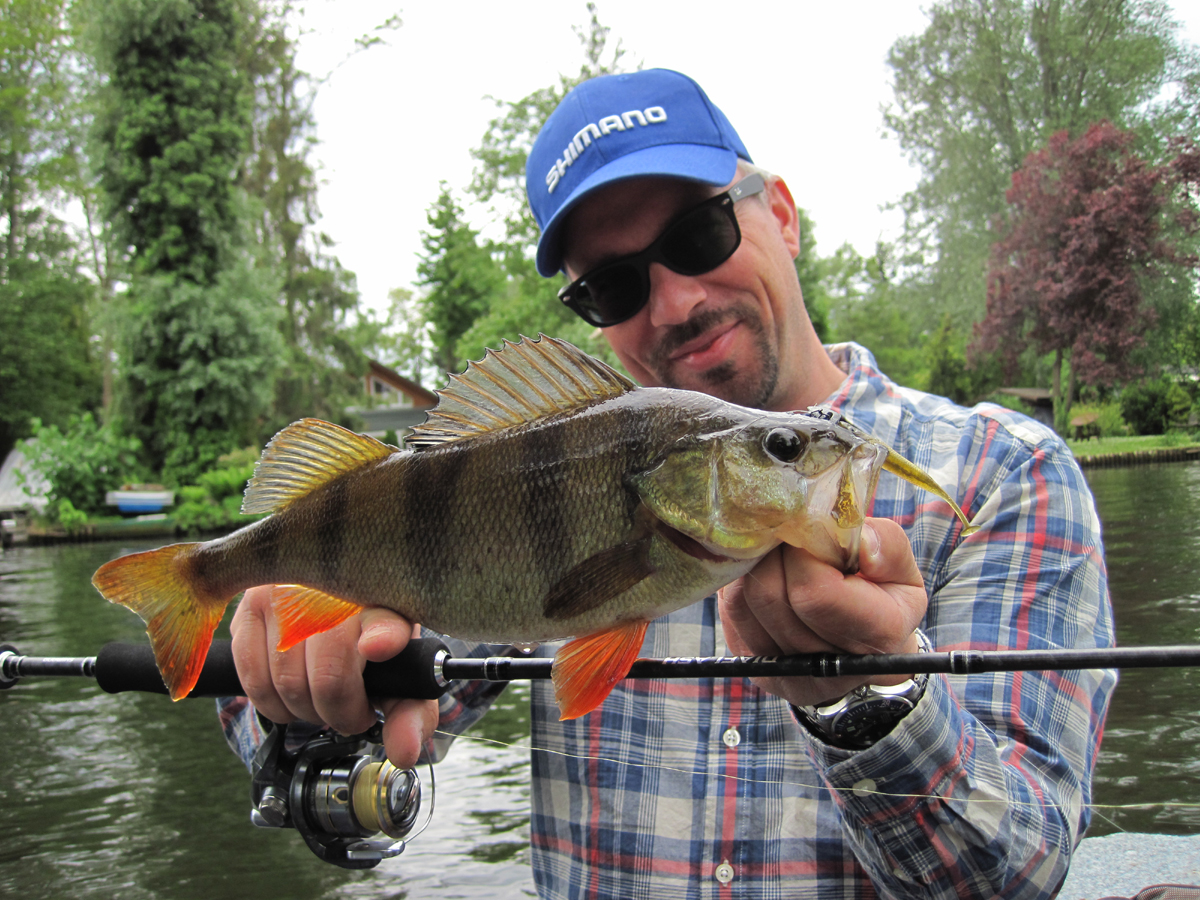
365,359,438,408
996,387,1054,404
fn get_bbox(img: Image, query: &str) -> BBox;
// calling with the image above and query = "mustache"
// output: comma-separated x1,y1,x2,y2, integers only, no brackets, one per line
648,309,741,371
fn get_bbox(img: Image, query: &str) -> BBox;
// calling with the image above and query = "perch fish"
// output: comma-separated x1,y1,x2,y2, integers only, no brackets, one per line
92,335,977,719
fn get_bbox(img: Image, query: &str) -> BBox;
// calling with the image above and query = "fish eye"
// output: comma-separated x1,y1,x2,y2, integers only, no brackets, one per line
763,428,805,463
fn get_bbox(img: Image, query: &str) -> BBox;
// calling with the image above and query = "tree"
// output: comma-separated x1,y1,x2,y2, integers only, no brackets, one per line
86,0,282,482
0,220,101,457
972,121,1200,425
0,0,102,455
415,184,504,377
239,2,369,427
885,0,1199,328
451,2,629,369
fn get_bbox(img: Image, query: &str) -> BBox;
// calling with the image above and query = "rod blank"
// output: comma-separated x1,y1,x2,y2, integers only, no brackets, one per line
4,640,1200,699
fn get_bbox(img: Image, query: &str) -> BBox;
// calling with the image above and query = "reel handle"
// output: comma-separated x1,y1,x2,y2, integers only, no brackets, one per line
93,637,453,699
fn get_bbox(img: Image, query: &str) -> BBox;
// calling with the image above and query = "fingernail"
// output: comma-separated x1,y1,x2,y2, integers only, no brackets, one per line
861,522,881,562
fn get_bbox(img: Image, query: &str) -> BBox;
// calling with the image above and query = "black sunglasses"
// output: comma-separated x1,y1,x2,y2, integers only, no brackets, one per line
558,173,767,327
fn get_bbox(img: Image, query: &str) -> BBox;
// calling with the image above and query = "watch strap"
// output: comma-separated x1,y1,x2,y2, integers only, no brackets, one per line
793,629,933,751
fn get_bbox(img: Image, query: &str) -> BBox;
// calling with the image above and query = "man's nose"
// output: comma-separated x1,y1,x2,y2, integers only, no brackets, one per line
647,262,707,327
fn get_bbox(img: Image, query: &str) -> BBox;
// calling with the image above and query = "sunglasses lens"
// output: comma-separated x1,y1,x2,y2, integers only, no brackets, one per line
660,203,739,275
562,194,742,327
572,264,648,326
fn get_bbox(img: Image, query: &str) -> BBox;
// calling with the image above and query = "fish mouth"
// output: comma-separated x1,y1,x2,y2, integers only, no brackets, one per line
653,520,752,564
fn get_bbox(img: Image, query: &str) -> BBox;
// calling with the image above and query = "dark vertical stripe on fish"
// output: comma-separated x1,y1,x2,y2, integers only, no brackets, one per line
400,447,468,601
316,474,350,588
518,422,574,592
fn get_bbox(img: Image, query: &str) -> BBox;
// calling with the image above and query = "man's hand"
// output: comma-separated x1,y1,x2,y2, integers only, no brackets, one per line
718,518,927,708
230,586,438,769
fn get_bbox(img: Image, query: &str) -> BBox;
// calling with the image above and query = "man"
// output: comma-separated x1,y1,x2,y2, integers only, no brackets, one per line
226,69,1115,897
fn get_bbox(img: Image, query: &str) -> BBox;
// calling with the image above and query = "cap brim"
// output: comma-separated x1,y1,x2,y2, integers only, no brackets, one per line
535,144,740,277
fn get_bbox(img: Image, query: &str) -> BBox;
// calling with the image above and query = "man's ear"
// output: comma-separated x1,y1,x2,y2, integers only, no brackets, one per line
765,176,801,259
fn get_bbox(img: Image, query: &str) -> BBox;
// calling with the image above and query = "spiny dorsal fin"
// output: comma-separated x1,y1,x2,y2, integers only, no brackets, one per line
407,334,636,450
242,418,396,515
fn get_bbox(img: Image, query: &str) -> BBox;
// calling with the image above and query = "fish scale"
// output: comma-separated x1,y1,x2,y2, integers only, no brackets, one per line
91,335,979,719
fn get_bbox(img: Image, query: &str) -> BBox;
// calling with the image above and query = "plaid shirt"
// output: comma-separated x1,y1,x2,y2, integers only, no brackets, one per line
222,343,1115,899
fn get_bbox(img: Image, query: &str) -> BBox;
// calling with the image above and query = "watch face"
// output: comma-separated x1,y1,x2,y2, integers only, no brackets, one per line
831,696,916,747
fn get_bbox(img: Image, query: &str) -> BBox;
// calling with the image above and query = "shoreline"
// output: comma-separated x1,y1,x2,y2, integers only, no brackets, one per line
1073,444,1200,468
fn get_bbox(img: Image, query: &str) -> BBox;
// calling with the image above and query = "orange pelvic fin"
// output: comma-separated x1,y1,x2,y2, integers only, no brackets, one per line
551,619,649,721
271,585,366,651
91,544,229,701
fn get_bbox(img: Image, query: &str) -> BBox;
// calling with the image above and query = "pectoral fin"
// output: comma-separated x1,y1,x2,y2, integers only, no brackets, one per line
551,620,649,720
271,584,366,651
542,538,654,620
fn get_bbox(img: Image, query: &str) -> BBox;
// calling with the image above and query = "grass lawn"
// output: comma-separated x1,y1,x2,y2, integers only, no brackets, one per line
1066,433,1200,458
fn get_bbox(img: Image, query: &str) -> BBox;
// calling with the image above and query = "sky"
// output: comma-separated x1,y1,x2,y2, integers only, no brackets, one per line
289,0,1200,319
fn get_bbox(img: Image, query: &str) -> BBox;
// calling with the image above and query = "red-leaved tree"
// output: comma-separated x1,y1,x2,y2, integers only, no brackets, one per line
973,121,1199,425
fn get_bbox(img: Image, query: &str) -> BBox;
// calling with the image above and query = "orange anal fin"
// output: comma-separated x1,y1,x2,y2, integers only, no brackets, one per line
91,543,229,701
271,585,366,651
551,620,649,721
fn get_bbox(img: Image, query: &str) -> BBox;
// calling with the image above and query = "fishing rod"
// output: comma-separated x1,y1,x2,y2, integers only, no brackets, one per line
5,637,1200,700
5,636,1200,870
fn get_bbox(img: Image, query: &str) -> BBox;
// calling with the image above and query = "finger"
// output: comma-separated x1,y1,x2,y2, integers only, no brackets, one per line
723,547,834,655
378,698,440,770
785,522,926,655
231,586,294,724
358,607,414,662
718,549,786,657
263,589,327,727
857,518,926,593
306,615,377,735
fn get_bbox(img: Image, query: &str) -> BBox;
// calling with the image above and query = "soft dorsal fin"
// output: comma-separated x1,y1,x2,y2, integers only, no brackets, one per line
242,418,396,515
407,334,636,450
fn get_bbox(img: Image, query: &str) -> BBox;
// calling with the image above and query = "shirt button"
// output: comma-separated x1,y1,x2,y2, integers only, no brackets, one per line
714,860,735,884
722,726,741,748
852,778,877,797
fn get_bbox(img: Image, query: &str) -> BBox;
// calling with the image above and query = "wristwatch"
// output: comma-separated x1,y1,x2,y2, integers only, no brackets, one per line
793,630,932,751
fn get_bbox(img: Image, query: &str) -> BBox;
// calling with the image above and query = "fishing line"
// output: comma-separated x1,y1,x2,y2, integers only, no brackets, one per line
436,728,1200,819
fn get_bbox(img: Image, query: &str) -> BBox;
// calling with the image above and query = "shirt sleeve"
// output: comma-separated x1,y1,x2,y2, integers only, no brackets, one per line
799,430,1116,898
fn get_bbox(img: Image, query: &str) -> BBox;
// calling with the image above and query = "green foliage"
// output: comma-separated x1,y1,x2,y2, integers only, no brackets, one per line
240,3,370,427
172,446,261,533
885,0,1199,329
793,207,830,343
0,0,77,242
87,0,253,284
822,244,929,386
468,2,626,248
415,185,504,377
439,2,629,369
20,413,144,518
53,497,89,533
1067,402,1130,438
1120,378,1191,435
0,219,102,457
925,314,977,404
116,257,283,485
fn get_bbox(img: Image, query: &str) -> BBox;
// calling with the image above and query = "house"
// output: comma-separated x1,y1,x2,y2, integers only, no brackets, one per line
995,387,1055,429
0,448,48,546
348,359,438,440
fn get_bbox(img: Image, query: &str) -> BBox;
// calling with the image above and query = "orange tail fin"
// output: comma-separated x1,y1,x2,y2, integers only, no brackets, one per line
91,544,230,701
551,620,649,721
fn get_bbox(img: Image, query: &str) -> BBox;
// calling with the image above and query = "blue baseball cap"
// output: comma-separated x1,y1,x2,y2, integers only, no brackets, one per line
527,69,752,277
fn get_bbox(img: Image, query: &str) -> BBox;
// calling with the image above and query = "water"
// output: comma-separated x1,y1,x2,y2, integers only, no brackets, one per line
2,462,1199,896
1085,462,1200,836
0,541,536,899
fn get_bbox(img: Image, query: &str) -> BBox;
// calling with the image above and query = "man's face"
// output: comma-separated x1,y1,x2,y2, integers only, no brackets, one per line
560,172,807,411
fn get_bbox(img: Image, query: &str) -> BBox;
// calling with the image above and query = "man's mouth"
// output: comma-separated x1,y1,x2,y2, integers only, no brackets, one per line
667,319,739,370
